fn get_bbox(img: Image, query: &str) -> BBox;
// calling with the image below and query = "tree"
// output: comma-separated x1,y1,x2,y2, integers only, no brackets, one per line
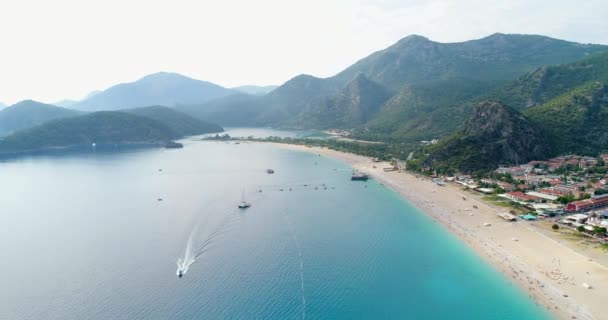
594,226,607,235
595,188,608,196
578,193,591,200
557,195,575,204
577,225,586,233
552,224,559,230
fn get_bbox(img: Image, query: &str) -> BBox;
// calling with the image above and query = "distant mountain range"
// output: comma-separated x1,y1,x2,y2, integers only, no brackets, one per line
232,85,278,95
2,32,608,169
53,99,79,108
71,72,236,111
181,34,606,141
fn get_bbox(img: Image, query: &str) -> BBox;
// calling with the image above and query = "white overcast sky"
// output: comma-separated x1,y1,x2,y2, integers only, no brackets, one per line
0,0,607,104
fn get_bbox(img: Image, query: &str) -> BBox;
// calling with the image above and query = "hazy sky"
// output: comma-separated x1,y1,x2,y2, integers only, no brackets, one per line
1,0,607,104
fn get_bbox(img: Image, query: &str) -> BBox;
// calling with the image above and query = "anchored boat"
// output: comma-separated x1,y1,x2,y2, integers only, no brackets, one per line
238,186,251,209
351,170,369,181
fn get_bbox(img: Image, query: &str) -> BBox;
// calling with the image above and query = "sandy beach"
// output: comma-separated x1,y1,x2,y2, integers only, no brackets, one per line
275,143,608,320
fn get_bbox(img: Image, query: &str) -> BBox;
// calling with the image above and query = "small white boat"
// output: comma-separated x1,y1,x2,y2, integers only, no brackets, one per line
238,186,251,209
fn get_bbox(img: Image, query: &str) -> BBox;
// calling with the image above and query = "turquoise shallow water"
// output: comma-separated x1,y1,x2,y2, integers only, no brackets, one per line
0,135,550,319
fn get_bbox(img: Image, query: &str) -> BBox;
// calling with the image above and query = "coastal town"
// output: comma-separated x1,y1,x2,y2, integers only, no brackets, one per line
439,154,608,242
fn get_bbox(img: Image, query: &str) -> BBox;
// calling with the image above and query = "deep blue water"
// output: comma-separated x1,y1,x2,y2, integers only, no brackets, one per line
0,131,550,319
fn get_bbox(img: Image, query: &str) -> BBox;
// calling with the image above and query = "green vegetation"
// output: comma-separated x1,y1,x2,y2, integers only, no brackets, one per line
0,100,81,136
595,188,608,196
492,51,608,111
577,225,586,233
557,195,575,204
286,74,391,129
124,106,223,136
552,224,559,230
185,34,606,145
414,101,549,174
0,112,177,153
481,196,514,208
5,35,608,174
524,82,608,156
593,227,607,236
235,136,410,161
0,106,223,154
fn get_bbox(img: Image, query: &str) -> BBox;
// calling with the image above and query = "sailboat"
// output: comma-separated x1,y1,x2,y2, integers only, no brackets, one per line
238,186,251,209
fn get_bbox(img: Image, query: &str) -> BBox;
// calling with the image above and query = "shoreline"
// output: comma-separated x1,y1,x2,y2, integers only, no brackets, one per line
271,142,608,320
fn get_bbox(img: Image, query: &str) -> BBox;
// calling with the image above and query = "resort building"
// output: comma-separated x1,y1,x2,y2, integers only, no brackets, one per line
562,214,589,227
501,191,541,203
525,191,558,202
586,211,608,228
565,195,608,212
476,187,495,194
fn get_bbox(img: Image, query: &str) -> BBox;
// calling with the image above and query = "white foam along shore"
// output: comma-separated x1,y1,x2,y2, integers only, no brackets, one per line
272,142,608,320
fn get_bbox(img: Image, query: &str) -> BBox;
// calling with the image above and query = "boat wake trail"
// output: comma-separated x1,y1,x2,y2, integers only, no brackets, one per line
284,210,306,320
177,208,241,277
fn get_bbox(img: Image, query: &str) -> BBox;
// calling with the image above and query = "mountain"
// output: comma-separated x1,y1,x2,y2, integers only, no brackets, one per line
492,51,608,110
0,100,81,136
411,52,608,173
124,106,223,136
233,85,278,95
361,79,498,142
72,72,235,111
259,74,339,124
180,74,338,126
53,99,79,108
178,93,266,126
85,90,101,99
0,111,179,154
190,34,607,139
524,81,608,156
419,101,549,173
333,33,606,90
286,73,391,128
347,34,607,142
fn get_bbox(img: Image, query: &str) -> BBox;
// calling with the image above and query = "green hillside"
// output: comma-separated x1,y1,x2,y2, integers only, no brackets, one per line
0,112,178,154
524,81,608,155
124,106,223,136
187,33,606,143
493,51,608,110
359,80,499,142
286,73,391,129
0,100,81,136
416,101,549,174
177,93,267,126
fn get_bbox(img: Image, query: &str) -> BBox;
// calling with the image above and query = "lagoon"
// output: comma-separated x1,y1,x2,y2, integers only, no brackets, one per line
0,131,550,319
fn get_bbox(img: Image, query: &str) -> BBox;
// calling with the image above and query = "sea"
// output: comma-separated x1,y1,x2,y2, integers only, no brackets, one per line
0,128,551,319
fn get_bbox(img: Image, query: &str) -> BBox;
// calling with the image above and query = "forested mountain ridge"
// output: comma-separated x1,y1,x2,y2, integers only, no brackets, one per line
183,33,606,143
0,100,81,136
